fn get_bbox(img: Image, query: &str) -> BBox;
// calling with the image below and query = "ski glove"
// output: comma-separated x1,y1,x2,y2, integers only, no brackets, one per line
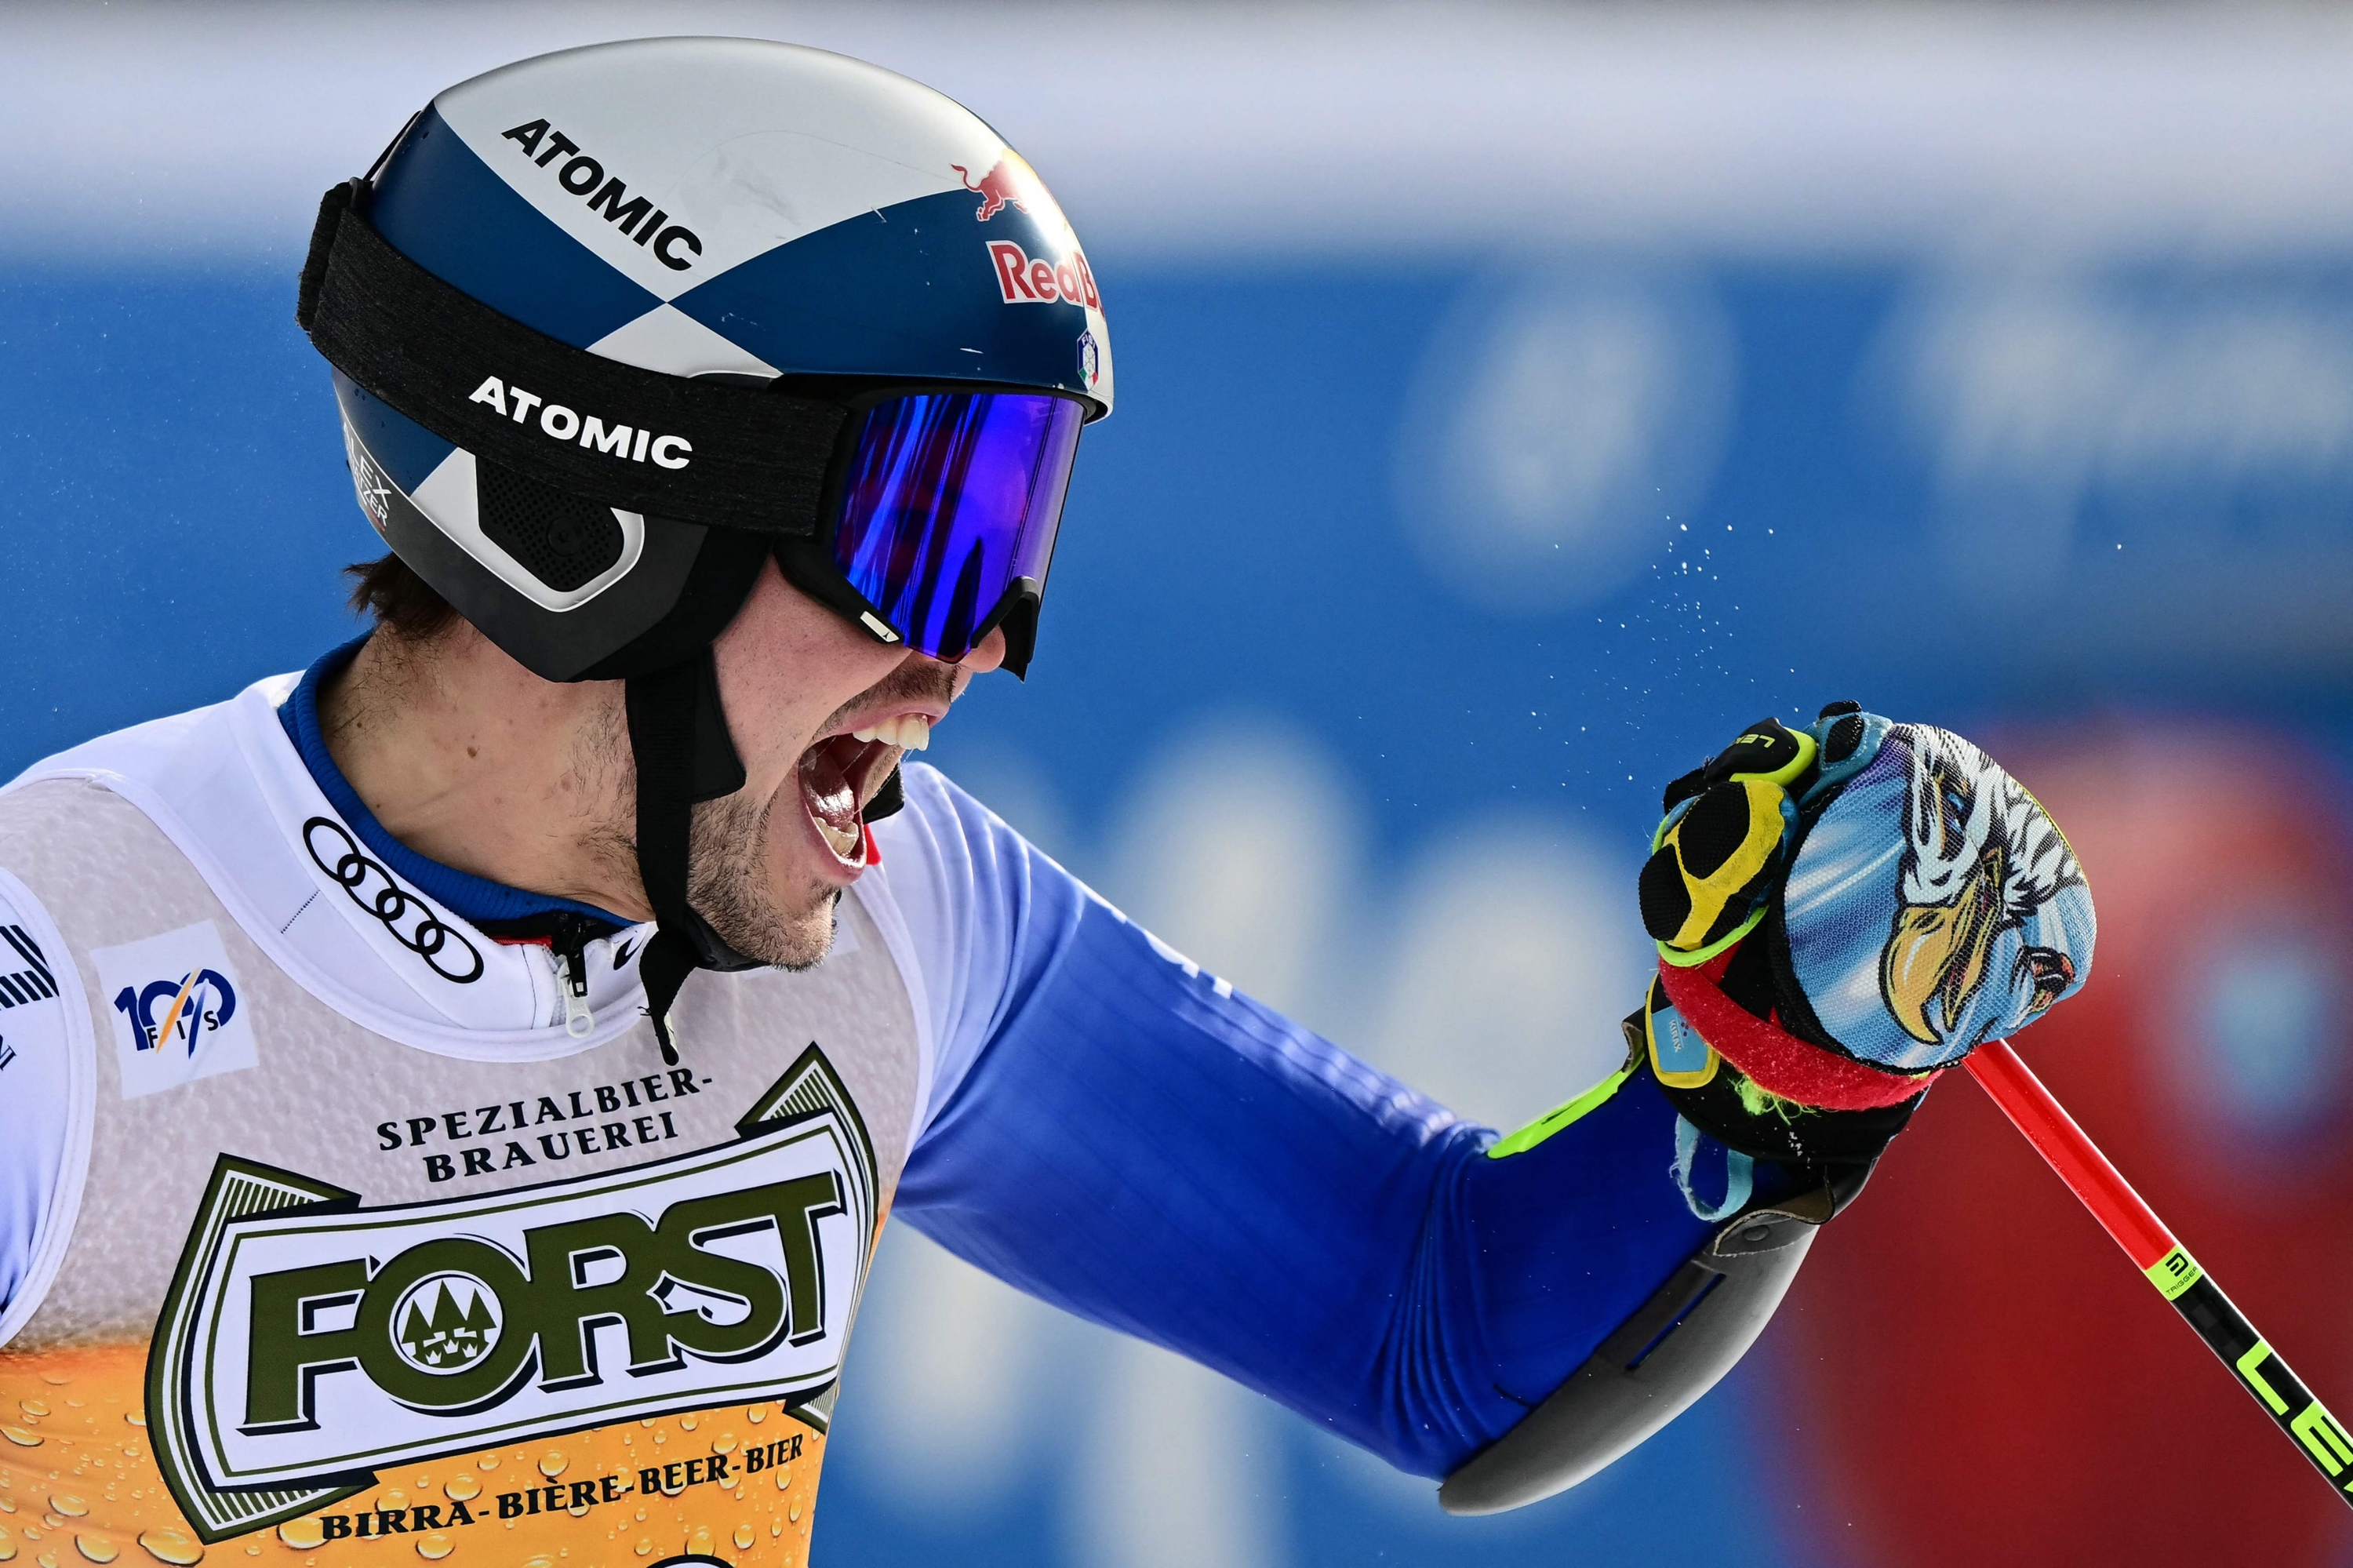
1634,703,2096,1173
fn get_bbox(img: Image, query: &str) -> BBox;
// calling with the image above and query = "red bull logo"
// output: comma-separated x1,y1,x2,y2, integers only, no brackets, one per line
987,240,1100,310
951,158,1031,221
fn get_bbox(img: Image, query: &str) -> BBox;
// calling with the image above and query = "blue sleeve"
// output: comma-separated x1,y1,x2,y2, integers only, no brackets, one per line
876,766,1749,1479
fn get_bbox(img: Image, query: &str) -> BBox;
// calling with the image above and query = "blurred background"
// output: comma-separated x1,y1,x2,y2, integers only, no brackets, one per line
8,2,2353,1563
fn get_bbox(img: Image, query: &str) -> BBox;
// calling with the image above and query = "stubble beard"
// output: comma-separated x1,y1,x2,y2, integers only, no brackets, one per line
653,660,957,970
684,785,838,970
574,681,837,971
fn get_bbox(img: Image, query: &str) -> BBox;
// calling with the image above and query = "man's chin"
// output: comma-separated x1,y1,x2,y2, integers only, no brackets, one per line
686,795,843,970
693,883,839,972
766,889,842,972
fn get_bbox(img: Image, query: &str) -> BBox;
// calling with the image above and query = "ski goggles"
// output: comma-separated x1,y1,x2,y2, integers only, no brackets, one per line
776,385,1086,673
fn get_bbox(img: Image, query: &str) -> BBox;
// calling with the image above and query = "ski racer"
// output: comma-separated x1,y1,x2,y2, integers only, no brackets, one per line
0,38,2093,1566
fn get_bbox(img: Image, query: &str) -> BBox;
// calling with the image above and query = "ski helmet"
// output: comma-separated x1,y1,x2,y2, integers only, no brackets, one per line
296,37,1112,1054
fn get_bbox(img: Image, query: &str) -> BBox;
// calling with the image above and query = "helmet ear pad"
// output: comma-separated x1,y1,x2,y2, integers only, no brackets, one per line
366,441,773,685
572,524,772,683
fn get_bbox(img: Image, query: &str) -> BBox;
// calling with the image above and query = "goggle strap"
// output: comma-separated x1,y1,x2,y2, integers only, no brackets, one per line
300,178,847,534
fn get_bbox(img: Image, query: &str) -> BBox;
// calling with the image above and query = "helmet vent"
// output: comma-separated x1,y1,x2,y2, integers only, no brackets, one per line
476,460,626,592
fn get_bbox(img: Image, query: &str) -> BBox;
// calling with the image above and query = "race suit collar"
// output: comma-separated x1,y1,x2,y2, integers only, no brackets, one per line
277,635,629,932
7,675,658,1060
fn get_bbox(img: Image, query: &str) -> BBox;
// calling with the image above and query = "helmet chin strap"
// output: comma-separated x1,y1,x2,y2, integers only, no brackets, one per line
624,648,758,1065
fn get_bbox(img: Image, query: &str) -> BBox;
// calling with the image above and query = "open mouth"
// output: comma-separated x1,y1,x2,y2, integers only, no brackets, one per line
795,715,932,871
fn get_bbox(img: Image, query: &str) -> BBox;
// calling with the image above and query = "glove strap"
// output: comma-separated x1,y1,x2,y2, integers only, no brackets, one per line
1654,947,1939,1111
1670,1115,1755,1221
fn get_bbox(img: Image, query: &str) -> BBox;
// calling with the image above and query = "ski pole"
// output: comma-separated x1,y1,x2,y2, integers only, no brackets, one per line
1966,1040,2353,1511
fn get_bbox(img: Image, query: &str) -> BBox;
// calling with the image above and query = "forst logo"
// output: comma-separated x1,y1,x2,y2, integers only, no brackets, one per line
147,1047,881,1544
393,1274,500,1372
238,1167,842,1429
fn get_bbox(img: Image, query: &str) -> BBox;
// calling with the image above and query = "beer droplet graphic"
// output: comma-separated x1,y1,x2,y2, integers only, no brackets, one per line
744,1406,766,1426
634,1543,652,1558
45,1504,82,1523
133,1530,202,1565
442,1475,481,1503
276,1516,327,1548
732,1524,755,1551
536,1452,566,1479
71,1537,117,1563
710,1434,736,1455
413,1532,453,1560
15,1406,46,1421
472,1454,498,1472
0,1522,15,1561
0,1428,40,1448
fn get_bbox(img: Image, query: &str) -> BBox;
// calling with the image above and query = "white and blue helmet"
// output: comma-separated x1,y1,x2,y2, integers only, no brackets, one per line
298,38,1113,1047
304,35,1111,683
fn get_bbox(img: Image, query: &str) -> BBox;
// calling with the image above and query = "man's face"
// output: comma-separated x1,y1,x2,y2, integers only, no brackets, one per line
686,558,1000,967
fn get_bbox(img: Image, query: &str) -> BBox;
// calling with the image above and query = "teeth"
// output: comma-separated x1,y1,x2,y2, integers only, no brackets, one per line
813,816,861,858
848,715,932,751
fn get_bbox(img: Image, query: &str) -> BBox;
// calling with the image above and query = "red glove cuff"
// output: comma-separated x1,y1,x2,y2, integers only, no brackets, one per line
1655,946,1940,1111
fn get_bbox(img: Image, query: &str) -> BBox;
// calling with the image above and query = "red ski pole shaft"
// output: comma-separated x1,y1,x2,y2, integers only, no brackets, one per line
1966,1040,2353,1510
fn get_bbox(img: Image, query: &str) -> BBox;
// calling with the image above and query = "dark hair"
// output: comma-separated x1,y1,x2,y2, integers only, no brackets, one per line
344,553,460,643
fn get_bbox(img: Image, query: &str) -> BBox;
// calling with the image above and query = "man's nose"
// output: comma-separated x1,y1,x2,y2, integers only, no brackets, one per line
951,626,1008,676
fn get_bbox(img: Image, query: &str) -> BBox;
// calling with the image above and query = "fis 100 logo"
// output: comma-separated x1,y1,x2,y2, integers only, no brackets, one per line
114,968,235,1055
93,921,260,1098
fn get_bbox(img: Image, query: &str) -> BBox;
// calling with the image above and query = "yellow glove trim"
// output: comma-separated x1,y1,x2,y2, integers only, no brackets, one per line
1657,776,1788,949
1486,1066,1635,1159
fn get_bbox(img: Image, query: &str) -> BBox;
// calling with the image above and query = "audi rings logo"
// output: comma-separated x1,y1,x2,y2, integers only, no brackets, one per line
303,817,485,984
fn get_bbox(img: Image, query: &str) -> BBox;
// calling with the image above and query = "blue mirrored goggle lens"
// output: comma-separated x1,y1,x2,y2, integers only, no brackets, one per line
831,391,1083,660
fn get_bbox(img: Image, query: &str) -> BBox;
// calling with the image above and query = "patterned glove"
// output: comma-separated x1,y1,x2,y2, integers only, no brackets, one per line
1633,703,2097,1181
